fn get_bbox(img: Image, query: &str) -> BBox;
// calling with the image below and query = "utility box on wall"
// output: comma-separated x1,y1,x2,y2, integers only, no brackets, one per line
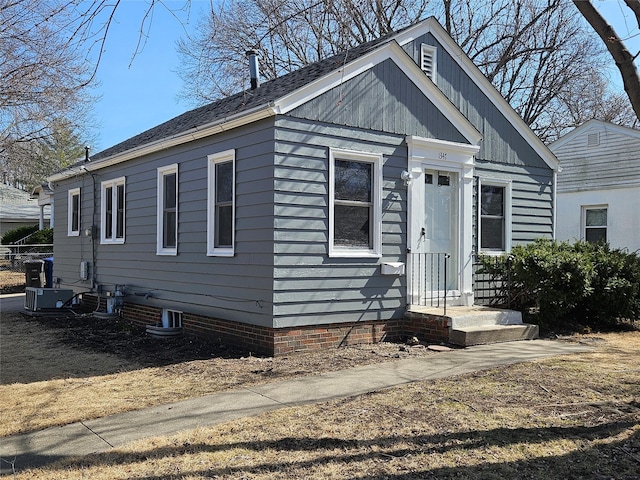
79,261,89,281
381,262,405,275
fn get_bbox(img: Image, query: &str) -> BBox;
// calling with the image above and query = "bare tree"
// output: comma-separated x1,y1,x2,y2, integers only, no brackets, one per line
176,0,431,102
175,0,618,141
0,0,96,187
424,0,615,141
0,0,187,187
572,0,640,122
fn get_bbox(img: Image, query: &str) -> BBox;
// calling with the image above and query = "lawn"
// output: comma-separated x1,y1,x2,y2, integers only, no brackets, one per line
1,309,638,479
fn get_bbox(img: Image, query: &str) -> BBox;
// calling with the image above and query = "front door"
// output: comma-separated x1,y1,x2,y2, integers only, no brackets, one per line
406,136,479,308
409,168,459,306
422,169,459,292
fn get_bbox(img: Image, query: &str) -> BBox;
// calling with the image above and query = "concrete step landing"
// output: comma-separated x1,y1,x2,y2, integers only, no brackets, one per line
405,305,539,347
449,323,539,346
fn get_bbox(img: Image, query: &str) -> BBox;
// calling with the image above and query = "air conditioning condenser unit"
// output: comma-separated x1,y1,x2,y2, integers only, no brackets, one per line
25,287,74,311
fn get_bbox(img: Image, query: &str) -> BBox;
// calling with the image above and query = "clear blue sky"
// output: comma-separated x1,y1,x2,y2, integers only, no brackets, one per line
90,0,201,153
90,0,640,154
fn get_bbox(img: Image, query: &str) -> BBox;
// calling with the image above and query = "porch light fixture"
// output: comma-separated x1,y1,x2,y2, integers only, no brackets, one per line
401,170,412,186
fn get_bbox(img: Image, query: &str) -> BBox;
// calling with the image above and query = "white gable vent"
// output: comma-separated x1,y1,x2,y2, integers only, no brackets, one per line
421,44,437,81
587,132,600,146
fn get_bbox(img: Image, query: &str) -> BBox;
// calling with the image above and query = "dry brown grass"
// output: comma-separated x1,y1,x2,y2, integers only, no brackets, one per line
0,311,436,437
0,269,24,293
10,331,640,480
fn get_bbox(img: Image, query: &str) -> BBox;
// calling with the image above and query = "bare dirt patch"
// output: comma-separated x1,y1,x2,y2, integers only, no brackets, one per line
0,310,437,436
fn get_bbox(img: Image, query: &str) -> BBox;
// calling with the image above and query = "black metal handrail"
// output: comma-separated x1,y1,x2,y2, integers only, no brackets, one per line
473,253,513,308
408,252,450,314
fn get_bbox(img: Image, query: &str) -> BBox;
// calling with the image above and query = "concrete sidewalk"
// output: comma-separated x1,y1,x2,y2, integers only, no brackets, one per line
0,339,593,475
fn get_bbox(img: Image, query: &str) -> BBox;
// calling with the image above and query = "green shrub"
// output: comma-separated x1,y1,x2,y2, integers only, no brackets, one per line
25,228,53,244
1,225,38,244
478,239,640,331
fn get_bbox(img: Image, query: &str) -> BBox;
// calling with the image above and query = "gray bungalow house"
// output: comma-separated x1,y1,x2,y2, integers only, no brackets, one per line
48,18,557,355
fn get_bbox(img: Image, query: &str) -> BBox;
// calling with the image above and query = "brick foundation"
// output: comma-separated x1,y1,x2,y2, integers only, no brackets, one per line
404,311,450,344
86,295,450,356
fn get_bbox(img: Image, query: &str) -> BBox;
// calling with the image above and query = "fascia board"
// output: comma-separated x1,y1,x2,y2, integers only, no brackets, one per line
48,103,277,182
407,18,559,171
276,41,482,146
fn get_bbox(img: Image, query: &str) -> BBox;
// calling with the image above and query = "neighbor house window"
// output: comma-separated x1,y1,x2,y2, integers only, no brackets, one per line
100,177,125,244
157,164,178,255
420,44,437,81
68,188,80,236
583,206,607,243
479,179,511,253
207,150,235,256
329,148,382,257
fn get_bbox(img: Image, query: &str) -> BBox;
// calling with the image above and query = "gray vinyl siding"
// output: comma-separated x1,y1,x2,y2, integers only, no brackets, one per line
290,59,469,145
474,160,554,250
403,34,549,169
271,116,407,328
552,124,640,193
52,120,278,327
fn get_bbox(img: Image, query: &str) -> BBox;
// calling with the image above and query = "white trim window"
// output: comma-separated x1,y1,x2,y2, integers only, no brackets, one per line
329,148,382,258
157,164,179,255
67,188,80,236
478,179,512,253
207,150,235,256
100,177,125,244
583,205,607,243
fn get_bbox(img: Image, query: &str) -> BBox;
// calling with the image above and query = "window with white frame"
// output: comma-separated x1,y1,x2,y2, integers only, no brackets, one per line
329,149,382,257
157,164,178,255
68,188,80,236
478,179,511,253
420,44,437,81
583,206,607,243
100,177,125,244
207,150,235,256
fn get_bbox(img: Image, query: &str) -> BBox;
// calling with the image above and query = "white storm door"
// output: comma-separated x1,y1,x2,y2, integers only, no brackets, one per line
421,169,459,293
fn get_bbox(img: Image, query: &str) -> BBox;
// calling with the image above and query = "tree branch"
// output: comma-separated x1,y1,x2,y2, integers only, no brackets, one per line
573,0,640,121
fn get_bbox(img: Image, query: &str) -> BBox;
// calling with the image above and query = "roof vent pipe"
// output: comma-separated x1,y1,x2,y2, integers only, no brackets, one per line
246,50,260,90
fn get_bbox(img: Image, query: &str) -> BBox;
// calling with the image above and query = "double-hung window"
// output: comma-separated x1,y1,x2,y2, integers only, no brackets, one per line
68,188,80,236
583,206,607,243
157,164,178,255
329,149,382,257
101,177,125,244
478,179,511,253
207,150,235,256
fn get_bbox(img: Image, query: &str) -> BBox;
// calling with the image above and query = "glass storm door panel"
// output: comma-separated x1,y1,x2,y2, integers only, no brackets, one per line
422,169,459,291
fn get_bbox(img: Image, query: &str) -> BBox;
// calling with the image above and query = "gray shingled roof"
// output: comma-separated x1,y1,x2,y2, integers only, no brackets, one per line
0,184,50,221
92,34,395,162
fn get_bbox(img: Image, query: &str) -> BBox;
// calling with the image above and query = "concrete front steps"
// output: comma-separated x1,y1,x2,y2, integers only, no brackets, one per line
405,305,539,347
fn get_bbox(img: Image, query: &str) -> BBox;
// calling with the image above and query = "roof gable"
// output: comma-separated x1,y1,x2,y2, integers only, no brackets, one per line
276,40,481,145
51,17,553,180
549,119,640,151
396,18,557,171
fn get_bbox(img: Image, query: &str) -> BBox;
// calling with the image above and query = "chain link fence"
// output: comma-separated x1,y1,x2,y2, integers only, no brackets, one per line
1,245,54,293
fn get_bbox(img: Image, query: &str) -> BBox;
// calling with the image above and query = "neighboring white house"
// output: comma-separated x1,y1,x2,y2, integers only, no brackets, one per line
0,183,51,238
550,120,640,253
